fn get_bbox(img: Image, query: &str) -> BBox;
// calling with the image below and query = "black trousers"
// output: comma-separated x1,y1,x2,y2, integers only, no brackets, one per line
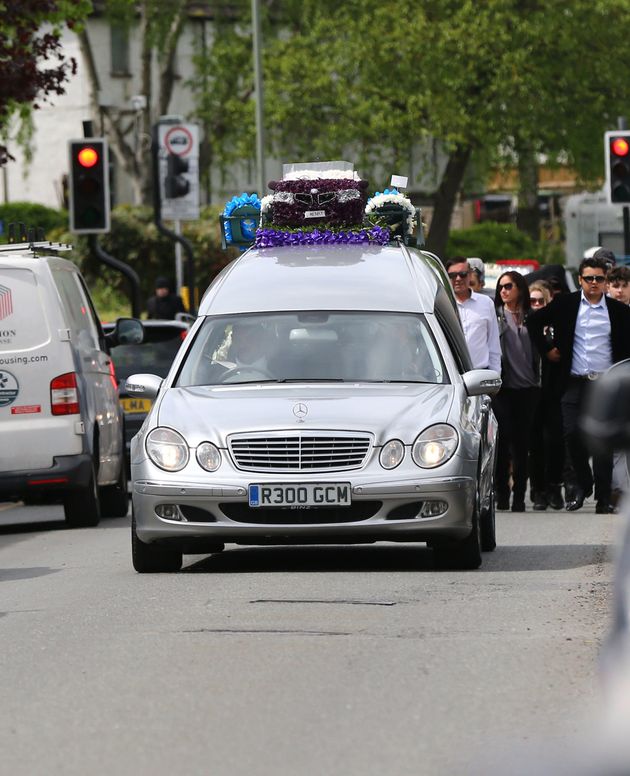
561,377,612,503
529,389,565,496
493,386,540,503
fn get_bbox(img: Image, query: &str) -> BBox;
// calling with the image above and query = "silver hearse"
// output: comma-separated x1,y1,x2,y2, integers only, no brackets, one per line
127,243,500,572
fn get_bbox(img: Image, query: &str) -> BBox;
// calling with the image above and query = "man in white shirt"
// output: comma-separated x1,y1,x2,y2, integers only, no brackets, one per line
446,257,501,373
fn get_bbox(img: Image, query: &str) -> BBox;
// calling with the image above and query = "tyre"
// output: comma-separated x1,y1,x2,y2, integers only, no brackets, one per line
64,460,101,527
480,490,497,552
433,492,482,570
99,460,129,517
131,512,182,573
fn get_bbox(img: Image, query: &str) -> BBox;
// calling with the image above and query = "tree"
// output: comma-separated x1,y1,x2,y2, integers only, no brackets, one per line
191,0,630,257
76,0,189,204
0,0,90,165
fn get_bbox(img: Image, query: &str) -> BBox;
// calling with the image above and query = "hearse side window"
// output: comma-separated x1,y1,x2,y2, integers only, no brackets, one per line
434,286,473,374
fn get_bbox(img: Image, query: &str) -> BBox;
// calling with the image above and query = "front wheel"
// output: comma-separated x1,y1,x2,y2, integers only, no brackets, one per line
131,512,182,573
64,461,101,528
433,492,482,570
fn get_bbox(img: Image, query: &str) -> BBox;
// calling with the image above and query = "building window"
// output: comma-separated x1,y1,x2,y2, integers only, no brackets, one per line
110,24,130,77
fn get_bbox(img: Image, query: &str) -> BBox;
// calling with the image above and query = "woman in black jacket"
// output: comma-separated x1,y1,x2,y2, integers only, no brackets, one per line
494,271,541,512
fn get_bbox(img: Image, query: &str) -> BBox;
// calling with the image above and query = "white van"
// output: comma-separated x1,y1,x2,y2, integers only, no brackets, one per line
0,240,142,526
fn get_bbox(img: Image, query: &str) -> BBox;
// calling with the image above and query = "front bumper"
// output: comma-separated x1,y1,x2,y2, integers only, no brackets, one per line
132,473,477,548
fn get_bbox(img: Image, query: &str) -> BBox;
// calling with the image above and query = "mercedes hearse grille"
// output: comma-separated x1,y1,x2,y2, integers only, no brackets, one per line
229,432,372,472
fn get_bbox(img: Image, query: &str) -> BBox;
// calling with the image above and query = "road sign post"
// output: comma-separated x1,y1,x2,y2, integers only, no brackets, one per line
158,123,200,221
152,120,198,313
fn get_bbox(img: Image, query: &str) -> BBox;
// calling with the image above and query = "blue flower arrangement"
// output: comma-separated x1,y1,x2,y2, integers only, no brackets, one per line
222,193,261,244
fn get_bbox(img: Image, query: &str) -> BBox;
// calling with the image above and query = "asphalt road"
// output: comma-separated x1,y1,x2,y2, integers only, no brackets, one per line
0,499,622,776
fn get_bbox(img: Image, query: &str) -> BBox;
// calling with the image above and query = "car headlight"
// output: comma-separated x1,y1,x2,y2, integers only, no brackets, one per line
146,427,189,471
379,439,405,469
196,442,222,472
412,424,458,468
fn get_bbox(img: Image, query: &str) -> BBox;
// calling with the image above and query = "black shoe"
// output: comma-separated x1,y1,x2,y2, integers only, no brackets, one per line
496,497,509,511
532,492,547,510
547,485,564,511
512,500,526,512
596,502,617,514
566,490,585,511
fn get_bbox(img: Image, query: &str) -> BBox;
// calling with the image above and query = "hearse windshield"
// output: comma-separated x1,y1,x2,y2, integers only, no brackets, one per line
176,311,448,386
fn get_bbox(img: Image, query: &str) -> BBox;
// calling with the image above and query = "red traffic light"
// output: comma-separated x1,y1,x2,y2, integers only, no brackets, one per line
612,137,630,157
77,146,99,168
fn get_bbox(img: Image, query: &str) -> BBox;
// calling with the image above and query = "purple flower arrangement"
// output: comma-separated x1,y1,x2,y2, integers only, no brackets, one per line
255,225,390,248
267,177,369,227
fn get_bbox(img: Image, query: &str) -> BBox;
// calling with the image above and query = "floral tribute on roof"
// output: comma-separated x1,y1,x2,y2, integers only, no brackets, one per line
220,193,261,250
365,188,417,236
254,161,390,248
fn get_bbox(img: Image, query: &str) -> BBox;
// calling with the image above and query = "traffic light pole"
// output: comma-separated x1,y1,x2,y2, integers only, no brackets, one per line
88,235,142,318
151,127,196,315
624,207,630,257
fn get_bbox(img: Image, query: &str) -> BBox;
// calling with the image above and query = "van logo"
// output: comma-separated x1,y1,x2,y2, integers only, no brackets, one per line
0,285,12,321
0,370,19,407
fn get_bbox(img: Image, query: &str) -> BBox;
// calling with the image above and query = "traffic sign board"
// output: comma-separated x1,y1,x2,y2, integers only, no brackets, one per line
157,122,200,220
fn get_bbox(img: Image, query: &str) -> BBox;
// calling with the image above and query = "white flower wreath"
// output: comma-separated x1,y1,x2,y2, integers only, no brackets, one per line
365,190,417,234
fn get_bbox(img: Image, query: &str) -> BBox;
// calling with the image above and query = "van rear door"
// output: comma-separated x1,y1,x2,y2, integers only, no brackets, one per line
0,264,79,472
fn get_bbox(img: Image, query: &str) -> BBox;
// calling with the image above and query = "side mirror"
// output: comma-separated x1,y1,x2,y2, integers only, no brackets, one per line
125,373,163,400
462,369,502,397
105,317,144,348
581,359,630,454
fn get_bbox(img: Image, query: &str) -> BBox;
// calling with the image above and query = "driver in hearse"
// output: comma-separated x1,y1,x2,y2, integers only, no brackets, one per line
228,322,273,372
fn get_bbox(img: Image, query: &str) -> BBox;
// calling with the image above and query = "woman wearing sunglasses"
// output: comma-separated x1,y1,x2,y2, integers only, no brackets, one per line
493,271,541,512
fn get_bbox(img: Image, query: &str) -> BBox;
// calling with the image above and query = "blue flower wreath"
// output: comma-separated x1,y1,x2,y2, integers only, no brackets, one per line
222,193,261,243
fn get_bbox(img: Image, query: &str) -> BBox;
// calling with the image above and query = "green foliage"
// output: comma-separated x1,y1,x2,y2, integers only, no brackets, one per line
0,201,67,241
48,204,238,317
446,222,541,263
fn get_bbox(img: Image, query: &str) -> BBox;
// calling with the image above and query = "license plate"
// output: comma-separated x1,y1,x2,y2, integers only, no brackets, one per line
120,397,152,414
249,482,351,508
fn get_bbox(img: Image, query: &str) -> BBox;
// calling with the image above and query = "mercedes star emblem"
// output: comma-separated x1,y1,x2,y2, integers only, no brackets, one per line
293,402,308,421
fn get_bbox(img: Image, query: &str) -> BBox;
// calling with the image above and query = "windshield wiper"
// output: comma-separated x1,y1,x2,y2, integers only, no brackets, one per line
275,378,347,383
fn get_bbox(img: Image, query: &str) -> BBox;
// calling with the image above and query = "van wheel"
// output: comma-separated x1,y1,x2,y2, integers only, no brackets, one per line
132,513,182,573
64,461,101,527
99,461,129,517
433,490,482,570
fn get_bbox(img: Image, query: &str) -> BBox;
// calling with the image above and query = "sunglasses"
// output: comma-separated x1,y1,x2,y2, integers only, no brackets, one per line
448,271,469,280
530,296,545,305
581,275,606,284
499,282,514,291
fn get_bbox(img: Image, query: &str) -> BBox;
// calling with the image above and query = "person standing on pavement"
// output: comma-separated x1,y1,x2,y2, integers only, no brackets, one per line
527,281,565,511
446,257,501,373
526,256,630,514
146,276,187,320
493,271,540,512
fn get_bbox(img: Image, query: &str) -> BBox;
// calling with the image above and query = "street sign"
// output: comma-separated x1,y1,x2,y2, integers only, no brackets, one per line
157,122,200,220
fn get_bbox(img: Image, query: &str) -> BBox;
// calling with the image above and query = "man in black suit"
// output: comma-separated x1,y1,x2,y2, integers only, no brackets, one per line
526,256,630,513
